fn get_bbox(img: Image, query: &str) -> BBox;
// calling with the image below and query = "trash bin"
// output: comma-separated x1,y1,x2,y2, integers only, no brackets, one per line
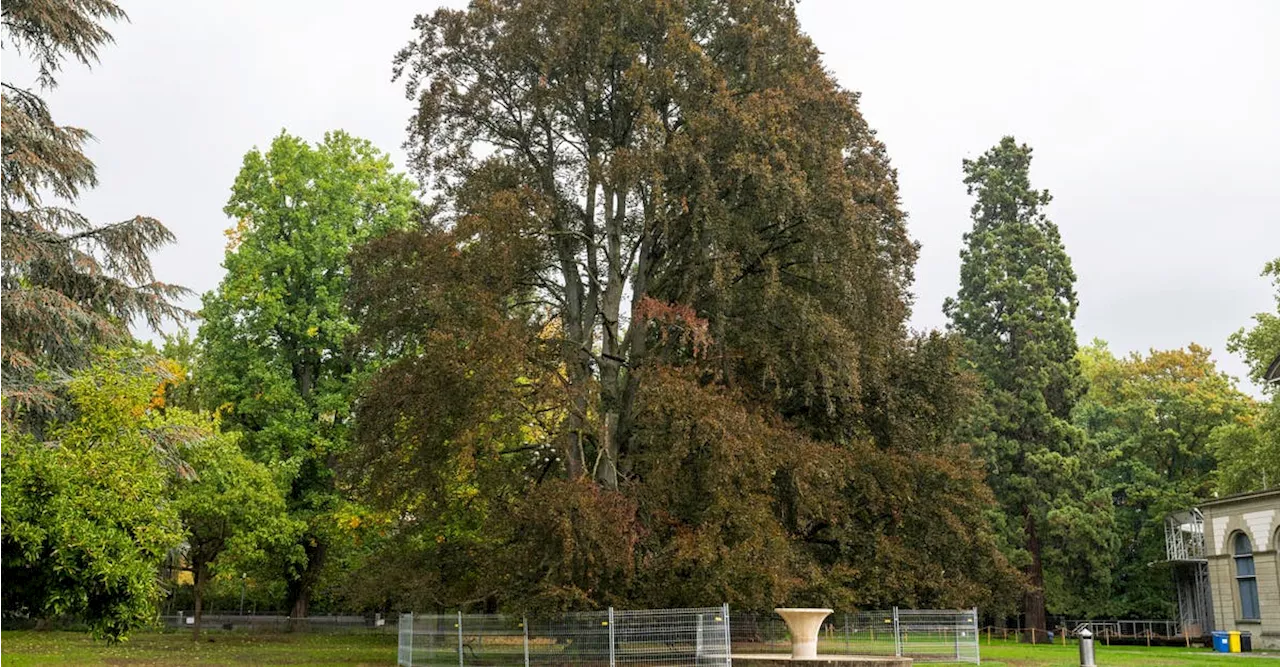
1212,631,1230,653
1240,632,1252,652
1228,630,1241,653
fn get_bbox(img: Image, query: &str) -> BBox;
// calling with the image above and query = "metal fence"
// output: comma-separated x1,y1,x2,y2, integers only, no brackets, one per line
162,612,395,633
1062,619,1181,640
731,608,980,664
397,606,732,667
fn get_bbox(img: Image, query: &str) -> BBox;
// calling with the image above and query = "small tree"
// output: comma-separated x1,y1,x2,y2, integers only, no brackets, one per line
171,429,296,640
1,351,184,642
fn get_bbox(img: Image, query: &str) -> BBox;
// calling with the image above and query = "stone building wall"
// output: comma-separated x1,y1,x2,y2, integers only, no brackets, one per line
1202,489,1280,649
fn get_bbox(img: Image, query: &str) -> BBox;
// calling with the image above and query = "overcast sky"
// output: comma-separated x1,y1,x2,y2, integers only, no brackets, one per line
5,0,1277,394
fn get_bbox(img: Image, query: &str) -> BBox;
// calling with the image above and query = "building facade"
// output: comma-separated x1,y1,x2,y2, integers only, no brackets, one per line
1202,489,1280,649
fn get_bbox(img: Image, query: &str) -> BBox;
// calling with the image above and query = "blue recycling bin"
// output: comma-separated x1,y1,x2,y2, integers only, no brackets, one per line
1212,631,1230,653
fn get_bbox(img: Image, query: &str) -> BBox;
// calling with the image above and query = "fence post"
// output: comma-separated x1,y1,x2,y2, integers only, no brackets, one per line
523,615,530,667
457,611,464,667
845,613,851,655
404,611,414,665
892,607,901,657
973,608,980,665
722,603,732,665
400,612,413,667
608,607,617,667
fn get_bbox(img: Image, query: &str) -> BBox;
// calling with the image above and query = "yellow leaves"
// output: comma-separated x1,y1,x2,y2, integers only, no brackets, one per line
305,325,319,338
224,217,250,252
336,507,395,534
146,358,185,411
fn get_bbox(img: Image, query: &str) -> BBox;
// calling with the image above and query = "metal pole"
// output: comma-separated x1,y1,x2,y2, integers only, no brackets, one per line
1078,628,1096,667
457,611,464,667
893,607,901,658
722,603,732,665
955,614,961,661
973,608,981,665
523,615,530,667
608,607,616,667
401,611,412,665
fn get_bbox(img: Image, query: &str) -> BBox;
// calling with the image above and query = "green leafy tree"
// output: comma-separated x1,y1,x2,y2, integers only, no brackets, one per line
944,137,1109,631
1075,340,1254,616
1208,409,1279,494
1214,258,1280,493
197,131,417,617
171,431,297,639
1,0,187,423
1,350,185,641
1229,259,1280,387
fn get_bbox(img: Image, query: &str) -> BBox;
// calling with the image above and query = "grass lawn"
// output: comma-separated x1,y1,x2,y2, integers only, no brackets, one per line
965,638,1280,667
4,631,1280,666
0,630,397,666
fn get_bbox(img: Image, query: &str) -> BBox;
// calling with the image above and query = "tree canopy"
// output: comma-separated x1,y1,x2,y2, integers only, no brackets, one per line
944,137,1107,633
196,130,418,617
1214,258,1280,494
171,432,296,639
1,0,186,423
344,0,1017,615
1075,341,1255,617
1,351,184,641
3,0,1273,638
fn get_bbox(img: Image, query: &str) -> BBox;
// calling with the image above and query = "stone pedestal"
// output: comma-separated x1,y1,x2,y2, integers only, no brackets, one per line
774,608,833,659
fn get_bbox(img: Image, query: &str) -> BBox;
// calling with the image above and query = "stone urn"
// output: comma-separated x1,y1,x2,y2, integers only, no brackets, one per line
774,608,833,659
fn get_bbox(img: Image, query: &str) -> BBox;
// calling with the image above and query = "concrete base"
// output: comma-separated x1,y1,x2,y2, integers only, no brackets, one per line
732,654,912,667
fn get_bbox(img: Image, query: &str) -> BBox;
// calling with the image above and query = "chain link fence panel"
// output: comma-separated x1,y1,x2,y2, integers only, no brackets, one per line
730,608,980,664
398,606,731,667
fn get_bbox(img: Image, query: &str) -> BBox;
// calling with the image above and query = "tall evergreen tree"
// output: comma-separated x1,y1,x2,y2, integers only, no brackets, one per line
197,131,417,618
944,137,1109,633
1,0,187,423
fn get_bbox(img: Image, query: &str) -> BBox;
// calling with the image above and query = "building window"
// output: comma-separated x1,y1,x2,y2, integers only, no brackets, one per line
1234,532,1260,620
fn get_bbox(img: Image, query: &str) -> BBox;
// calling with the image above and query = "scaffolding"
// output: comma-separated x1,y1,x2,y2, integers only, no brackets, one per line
1164,509,1206,561
1162,509,1214,637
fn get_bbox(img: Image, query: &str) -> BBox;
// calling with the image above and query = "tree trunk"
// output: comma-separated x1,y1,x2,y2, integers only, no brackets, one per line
193,561,207,641
1023,509,1047,641
286,537,327,630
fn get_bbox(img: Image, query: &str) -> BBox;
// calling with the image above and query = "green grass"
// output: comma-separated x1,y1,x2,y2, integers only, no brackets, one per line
0,630,397,666
964,638,1280,667
3,631,1279,666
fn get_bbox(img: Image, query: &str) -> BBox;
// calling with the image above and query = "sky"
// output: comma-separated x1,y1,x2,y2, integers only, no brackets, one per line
4,0,1278,394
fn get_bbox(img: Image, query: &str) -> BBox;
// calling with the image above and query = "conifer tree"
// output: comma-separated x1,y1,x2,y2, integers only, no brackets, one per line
1,0,187,422
945,137,1109,634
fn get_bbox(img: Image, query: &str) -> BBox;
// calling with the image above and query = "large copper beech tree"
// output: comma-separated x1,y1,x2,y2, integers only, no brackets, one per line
347,0,1019,611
